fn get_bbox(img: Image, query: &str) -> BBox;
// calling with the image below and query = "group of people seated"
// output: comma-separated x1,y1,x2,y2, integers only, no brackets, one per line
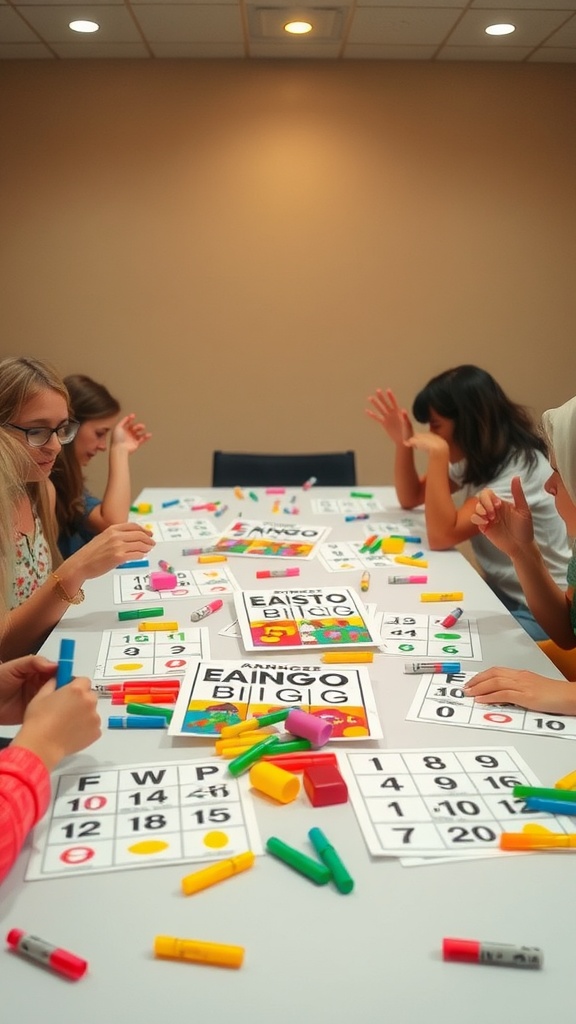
1,354,576,882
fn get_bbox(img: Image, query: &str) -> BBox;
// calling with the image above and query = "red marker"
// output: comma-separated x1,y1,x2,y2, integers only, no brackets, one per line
6,929,88,980
440,606,463,628
190,598,224,622
442,937,542,969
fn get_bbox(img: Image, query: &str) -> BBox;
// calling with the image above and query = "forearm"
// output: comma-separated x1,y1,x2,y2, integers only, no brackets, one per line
0,557,87,661
394,446,425,508
423,456,460,548
511,542,574,648
98,447,132,526
0,746,51,883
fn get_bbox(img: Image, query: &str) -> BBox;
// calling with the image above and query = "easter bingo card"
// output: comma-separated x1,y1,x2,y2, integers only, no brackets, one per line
94,626,210,679
25,757,262,880
210,519,331,559
168,659,382,739
113,565,239,604
233,587,380,652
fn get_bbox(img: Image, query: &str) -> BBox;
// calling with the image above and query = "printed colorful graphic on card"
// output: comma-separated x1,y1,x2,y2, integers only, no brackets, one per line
337,745,573,858
25,758,261,880
113,566,239,604
234,587,380,651
94,627,210,679
168,659,382,739
310,498,385,515
209,519,331,559
318,541,397,573
138,519,218,541
407,671,576,739
379,612,482,660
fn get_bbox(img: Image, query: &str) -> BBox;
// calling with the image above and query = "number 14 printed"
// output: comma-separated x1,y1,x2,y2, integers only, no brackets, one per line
337,746,571,858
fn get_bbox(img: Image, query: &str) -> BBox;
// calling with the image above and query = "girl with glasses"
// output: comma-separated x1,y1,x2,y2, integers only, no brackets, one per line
0,356,154,661
51,374,151,558
366,365,571,641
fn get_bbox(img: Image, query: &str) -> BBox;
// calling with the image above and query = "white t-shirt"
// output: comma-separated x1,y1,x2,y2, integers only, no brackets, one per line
449,450,570,606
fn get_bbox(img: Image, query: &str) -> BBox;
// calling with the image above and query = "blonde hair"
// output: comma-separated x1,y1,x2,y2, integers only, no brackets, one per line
0,356,69,568
0,432,29,614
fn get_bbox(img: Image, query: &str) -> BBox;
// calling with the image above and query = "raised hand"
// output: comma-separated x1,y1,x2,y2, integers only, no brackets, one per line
471,476,534,557
365,388,413,446
111,413,152,455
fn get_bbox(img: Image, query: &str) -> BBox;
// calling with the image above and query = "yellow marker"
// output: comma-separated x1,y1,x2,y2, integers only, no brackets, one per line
218,745,261,759
381,537,405,553
249,762,300,804
500,831,576,850
215,730,276,753
154,935,244,968
360,571,371,593
133,502,152,514
395,556,429,568
221,718,262,739
555,769,576,790
138,620,179,631
321,651,374,663
419,592,463,603
181,851,255,896
198,555,228,564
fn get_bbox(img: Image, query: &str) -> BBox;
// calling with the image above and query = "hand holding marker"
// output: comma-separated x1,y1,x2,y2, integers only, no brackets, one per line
56,638,76,689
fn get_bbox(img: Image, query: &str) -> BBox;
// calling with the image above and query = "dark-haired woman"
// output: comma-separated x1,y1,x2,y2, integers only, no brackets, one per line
366,365,570,640
53,374,151,558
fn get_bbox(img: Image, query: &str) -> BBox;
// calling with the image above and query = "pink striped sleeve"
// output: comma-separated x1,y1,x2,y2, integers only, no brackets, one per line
0,745,51,885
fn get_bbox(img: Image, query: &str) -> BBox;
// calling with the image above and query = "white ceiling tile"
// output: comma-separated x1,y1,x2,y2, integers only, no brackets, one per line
0,41,54,53
344,42,438,55
529,43,576,55
51,39,150,53
132,3,242,41
348,7,462,44
150,40,245,53
543,12,576,41
438,43,532,57
0,4,42,38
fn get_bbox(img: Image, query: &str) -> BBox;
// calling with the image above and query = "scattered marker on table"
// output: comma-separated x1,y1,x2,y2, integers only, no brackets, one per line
108,716,167,729
442,937,543,970
302,476,317,490
256,567,300,579
118,607,164,621
440,606,464,628
360,570,370,592
345,514,369,521
404,661,461,674
6,929,88,981
161,499,180,508
190,599,224,622
55,638,75,689
388,575,428,584
117,559,149,570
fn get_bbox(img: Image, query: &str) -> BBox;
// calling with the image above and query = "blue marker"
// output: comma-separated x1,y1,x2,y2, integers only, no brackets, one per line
345,514,369,522
162,499,180,508
117,559,150,570
524,797,576,816
56,638,75,689
403,661,461,674
108,716,167,730
390,535,422,544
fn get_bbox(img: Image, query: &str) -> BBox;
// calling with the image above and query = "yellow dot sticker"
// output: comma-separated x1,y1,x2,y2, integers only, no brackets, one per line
114,662,144,672
203,831,229,849
128,840,169,855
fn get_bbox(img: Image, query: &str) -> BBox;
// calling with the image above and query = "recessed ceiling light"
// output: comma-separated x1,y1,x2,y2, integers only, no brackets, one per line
485,23,516,35
284,20,313,34
69,19,100,33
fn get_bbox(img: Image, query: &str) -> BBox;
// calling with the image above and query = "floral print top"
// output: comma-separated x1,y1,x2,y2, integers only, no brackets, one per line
12,509,52,608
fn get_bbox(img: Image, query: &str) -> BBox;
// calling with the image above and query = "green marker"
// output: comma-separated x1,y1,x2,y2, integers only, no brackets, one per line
265,739,312,756
308,827,355,894
118,607,164,621
513,785,576,802
266,836,331,886
350,491,373,499
255,708,291,728
228,735,279,777
127,702,174,723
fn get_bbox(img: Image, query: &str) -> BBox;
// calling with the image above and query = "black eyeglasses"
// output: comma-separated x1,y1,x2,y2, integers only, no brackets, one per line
6,420,80,448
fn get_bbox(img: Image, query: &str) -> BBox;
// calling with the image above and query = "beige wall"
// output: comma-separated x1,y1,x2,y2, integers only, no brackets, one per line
1,60,575,498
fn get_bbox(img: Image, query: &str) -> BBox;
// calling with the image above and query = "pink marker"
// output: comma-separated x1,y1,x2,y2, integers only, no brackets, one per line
266,488,286,494
256,567,300,579
6,929,88,981
190,598,224,622
440,606,463,628
388,575,428,584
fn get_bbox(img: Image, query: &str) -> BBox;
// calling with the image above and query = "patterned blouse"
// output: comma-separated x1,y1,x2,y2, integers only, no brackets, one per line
12,509,52,608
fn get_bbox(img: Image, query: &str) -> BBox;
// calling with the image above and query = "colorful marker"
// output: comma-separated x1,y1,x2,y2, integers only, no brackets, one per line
190,599,224,622
248,491,259,502
256,568,300,579
181,852,255,896
227,735,279,776
158,559,175,573
440,606,464,628
420,592,464,602
302,476,317,490
404,661,461,674
390,535,422,544
359,534,378,553
234,487,245,500
395,556,429,567
130,502,152,514
117,559,150,569
118,607,164,620
266,836,330,885
442,937,542,969
308,827,354,894
321,651,374,663
350,491,373,499
263,752,338,771
108,715,167,729
388,575,428,584
182,546,220,556
6,929,88,980
513,785,576,802
198,555,227,564
360,570,370,592
524,797,576,815
345,514,369,521
220,708,291,738
266,487,286,494
126,703,174,722
161,499,180,508
55,638,75,689
154,935,244,969
214,504,229,518
500,832,576,850
138,620,179,631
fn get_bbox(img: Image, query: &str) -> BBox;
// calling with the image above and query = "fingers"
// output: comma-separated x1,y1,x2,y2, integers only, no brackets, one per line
510,475,529,513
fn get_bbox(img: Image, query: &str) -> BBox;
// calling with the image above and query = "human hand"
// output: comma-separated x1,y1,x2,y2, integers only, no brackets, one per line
365,388,413,446
0,656,58,725
404,432,450,460
70,522,155,581
464,667,576,715
471,477,534,557
112,413,152,455
12,677,101,772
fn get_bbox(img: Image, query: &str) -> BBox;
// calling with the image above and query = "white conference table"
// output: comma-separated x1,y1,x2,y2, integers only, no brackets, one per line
1,486,574,1024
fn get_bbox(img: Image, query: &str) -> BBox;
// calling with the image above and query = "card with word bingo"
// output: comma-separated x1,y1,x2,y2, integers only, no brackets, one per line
311,498,385,515
113,566,239,604
25,758,262,880
210,519,331,559
94,626,210,679
378,612,482,660
234,587,380,651
137,519,219,542
168,659,382,738
337,746,574,859
407,671,576,739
